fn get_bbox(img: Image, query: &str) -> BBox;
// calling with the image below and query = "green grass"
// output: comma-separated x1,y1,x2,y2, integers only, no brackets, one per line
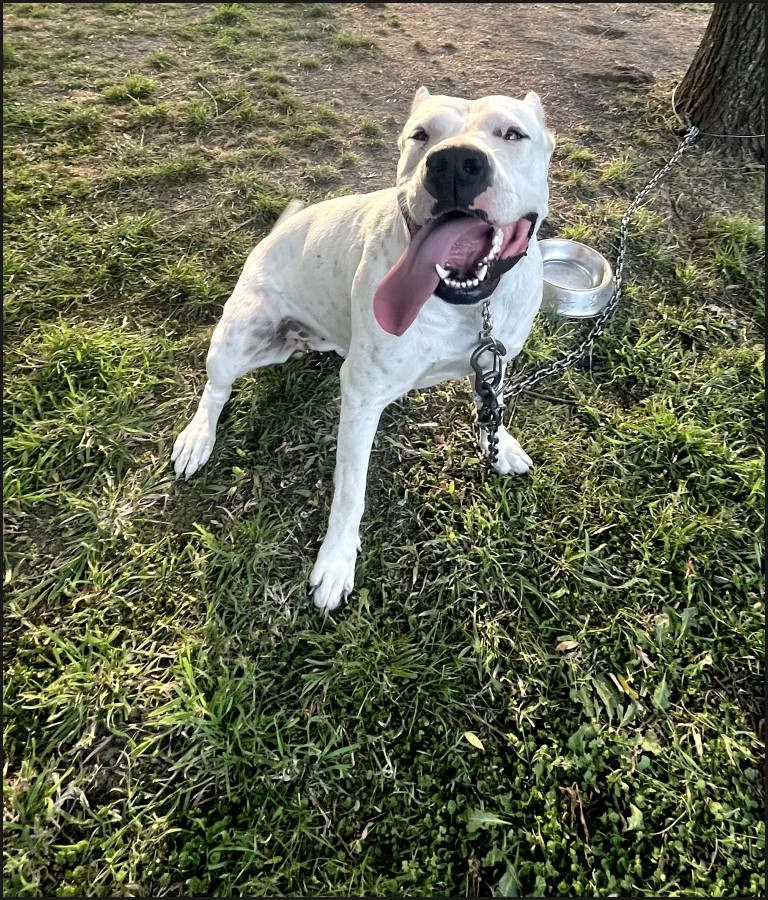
208,2,251,27
102,73,159,103
103,152,208,190
303,164,340,185
331,30,378,62
4,36,19,68
3,3,765,898
148,49,175,71
360,115,384,145
184,97,213,132
333,31,378,51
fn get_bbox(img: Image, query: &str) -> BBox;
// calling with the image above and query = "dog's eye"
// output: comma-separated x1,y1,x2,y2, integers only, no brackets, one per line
503,127,528,141
409,127,429,142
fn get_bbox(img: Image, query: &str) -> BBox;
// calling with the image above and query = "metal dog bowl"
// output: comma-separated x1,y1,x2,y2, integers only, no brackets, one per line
540,239,614,318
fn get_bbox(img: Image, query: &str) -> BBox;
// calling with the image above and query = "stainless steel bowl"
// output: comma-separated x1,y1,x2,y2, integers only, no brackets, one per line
539,239,614,318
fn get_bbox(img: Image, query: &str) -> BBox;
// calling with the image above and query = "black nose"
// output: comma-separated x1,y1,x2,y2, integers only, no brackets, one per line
424,146,493,211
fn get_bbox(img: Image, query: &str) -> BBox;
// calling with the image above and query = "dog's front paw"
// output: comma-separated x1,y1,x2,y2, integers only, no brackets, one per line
480,427,533,476
308,540,358,614
172,418,216,480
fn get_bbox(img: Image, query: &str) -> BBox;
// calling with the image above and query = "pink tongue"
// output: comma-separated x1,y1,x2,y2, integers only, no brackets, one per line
373,217,492,336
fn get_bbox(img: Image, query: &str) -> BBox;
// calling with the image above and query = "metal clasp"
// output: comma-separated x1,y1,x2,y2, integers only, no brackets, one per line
470,335,507,400
471,334,507,436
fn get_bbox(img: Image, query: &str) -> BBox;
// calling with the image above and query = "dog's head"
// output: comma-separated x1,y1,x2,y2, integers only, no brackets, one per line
374,87,555,336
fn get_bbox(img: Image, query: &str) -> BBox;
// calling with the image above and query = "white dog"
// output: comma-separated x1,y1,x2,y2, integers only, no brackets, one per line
173,87,555,612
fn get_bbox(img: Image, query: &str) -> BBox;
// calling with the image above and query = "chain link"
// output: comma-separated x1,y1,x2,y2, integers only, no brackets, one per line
503,125,700,402
481,297,493,338
472,298,505,466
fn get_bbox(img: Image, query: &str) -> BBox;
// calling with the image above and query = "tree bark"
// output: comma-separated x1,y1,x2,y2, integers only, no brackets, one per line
675,2,764,160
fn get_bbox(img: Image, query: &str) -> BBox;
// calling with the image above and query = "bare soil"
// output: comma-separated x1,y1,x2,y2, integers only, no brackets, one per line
294,2,711,188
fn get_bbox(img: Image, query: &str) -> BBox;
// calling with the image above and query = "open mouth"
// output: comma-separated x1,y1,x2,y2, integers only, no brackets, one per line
374,210,537,336
431,211,537,305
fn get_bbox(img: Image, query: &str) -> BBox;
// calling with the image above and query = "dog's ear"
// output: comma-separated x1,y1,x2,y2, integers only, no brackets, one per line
524,91,555,157
523,91,546,125
411,85,431,113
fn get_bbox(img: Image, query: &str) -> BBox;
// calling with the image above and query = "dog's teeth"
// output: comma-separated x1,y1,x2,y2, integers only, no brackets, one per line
445,275,481,291
477,263,488,281
435,263,450,281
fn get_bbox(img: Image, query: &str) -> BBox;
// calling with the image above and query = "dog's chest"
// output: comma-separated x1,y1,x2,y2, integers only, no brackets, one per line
403,268,541,389
402,303,532,391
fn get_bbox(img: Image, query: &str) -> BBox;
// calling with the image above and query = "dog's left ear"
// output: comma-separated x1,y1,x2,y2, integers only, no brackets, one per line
523,91,546,123
411,85,431,113
524,91,555,156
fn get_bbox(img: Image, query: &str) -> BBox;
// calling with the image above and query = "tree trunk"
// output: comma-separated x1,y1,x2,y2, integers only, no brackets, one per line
675,2,764,160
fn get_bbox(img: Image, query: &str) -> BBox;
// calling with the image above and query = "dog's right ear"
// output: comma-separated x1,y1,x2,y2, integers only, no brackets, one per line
411,85,431,113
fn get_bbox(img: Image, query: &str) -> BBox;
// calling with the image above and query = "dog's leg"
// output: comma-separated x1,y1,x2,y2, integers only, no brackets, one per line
473,373,533,476
172,304,299,480
309,359,392,613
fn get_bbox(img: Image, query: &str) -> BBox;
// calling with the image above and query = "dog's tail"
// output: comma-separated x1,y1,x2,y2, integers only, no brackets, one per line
272,199,305,231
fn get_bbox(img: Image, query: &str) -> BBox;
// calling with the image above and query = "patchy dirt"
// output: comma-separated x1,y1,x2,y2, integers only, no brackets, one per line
291,2,711,188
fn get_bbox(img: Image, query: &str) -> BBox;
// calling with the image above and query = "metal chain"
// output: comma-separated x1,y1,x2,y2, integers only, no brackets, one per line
481,297,493,338
471,298,506,466
503,124,701,402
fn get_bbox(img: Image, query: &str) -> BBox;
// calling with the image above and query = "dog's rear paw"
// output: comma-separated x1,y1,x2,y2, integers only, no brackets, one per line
481,427,533,476
308,543,357,614
172,419,216,480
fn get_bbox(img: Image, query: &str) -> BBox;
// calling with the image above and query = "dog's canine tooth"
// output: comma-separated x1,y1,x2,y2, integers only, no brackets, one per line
476,263,488,281
435,263,451,281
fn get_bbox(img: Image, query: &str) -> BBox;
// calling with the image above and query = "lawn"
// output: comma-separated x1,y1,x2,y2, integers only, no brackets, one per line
3,3,765,897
